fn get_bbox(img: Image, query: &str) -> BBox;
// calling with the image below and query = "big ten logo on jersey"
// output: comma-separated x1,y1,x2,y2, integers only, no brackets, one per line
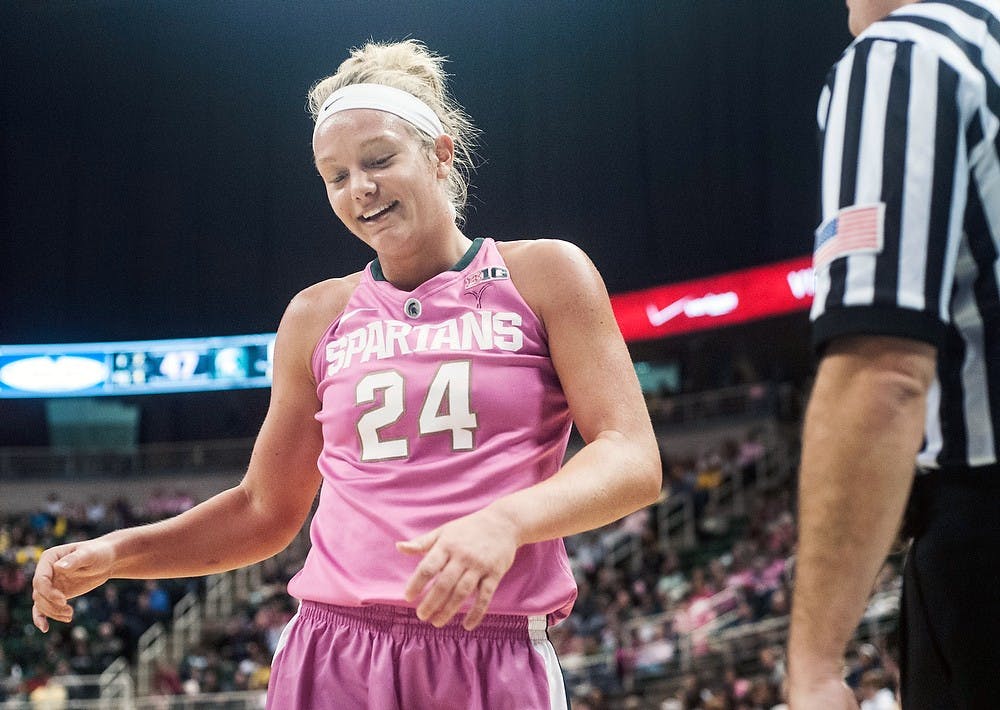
325,311,524,377
464,266,509,309
464,266,509,290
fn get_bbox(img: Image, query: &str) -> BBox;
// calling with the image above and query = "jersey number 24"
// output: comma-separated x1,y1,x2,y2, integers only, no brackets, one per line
355,360,478,461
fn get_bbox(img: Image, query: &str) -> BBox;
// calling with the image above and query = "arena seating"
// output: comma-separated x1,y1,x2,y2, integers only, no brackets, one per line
0,381,902,709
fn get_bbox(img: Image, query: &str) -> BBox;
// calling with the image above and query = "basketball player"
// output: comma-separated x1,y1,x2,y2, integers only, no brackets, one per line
31,40,662,709
788,1,1000,708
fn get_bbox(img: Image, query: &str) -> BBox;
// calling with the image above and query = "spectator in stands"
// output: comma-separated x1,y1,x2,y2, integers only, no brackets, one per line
569,531,606,575
746,553,784,620
844,643,881,693
67,629,96,677
28,678,68,709
665,460,698,503
253,599,293,656
857,669,896,710
744,675,780,710
83,498,107,535
758,645,787,697
0,647,13,702
90,620,125,669
738,430,767,485
43,493,63,521
632,623,674,679
724,666,751,705
656,547,687,604
90,585,123,624
152,660,183,696
567,577,605,639
30,38,661,709
0,560,27,596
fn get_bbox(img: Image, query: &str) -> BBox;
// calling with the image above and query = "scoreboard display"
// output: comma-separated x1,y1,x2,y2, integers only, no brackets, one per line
0,334,275,398
0,256,817,400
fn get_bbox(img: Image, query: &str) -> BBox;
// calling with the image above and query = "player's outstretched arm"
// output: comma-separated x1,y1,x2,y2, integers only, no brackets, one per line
31,282,344,631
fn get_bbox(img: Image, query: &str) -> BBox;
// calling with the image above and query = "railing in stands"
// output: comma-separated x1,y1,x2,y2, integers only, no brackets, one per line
562,599,899,701
0,669,133,709
135,623,166,697
171,592,201,665
0,382,804,481
654,426,796,558
0,438,256,479
203,565,264,622
658,493,697,552
647,382,797,427
100,657,134,707
135,563,270,698
0,689,265,709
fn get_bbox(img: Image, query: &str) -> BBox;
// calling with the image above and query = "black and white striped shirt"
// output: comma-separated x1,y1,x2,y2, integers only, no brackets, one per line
811,0,1000,470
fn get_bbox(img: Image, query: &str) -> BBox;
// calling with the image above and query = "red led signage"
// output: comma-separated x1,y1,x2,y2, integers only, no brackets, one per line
610,256,815,342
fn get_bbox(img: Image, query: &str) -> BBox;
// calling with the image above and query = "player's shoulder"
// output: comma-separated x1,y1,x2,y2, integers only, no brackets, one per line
494,238,606,314
495,238,594,276
274,271,367,375
282,271,365,334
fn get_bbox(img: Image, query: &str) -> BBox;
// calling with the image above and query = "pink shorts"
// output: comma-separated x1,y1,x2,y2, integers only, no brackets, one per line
266,601,568,709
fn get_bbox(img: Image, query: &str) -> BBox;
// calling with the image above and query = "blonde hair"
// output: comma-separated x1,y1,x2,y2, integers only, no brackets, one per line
308,40,479,226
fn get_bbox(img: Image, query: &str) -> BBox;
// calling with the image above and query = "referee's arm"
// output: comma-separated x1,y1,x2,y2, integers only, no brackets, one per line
788,29,965,705
788,335,933,702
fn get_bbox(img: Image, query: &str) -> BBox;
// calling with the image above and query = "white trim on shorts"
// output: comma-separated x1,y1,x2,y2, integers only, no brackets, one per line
271,602,301,660
530,631,569,710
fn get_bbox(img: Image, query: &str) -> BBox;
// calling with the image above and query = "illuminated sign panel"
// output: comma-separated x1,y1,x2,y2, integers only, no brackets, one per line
0,258,816,397
0,334,275,399
610,256,815,342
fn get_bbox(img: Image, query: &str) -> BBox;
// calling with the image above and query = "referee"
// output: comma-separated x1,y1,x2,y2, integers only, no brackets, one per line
788,1,1000,709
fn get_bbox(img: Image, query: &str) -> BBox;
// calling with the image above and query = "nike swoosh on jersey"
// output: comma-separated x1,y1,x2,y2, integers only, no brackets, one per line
340,307,380,324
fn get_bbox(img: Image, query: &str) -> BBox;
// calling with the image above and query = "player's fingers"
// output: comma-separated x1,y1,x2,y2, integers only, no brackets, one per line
54,547,92,572
32,587,72,625
32,574,69,610
32,566,55,595
462,577,499,631
402,550,449,603
396,529,438,556
32,554,57,588
31,604,50,633
428,569,480,627
415,560,463,622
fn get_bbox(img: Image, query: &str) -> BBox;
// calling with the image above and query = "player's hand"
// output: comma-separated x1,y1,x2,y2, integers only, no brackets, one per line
787,675,859,710
32,538,115,632
397,508,519,631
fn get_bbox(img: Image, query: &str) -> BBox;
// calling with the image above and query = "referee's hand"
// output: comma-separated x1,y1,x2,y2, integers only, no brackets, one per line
787,675,859,710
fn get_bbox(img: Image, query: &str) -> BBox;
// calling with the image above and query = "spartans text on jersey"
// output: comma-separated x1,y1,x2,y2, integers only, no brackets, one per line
325,311,525,377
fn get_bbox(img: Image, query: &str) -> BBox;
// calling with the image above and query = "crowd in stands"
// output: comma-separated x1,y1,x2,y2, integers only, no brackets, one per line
151,557,299,699
0,424,903,709
0,491,197,704
551,434,901,710
555,464,797,708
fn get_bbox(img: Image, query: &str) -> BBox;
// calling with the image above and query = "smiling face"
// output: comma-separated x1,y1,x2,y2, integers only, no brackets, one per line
313,109,455,259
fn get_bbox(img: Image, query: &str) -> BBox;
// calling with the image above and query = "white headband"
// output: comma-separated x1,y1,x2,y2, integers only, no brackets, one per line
313,83,445,140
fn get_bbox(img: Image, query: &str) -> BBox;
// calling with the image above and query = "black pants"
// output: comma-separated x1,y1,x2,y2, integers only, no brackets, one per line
899,466,1000,709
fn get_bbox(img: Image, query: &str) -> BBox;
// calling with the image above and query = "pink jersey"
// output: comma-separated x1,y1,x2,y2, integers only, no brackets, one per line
287,238,577,622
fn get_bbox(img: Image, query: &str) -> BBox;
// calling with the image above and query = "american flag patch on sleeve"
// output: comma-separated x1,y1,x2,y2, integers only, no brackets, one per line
813,203,885,271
